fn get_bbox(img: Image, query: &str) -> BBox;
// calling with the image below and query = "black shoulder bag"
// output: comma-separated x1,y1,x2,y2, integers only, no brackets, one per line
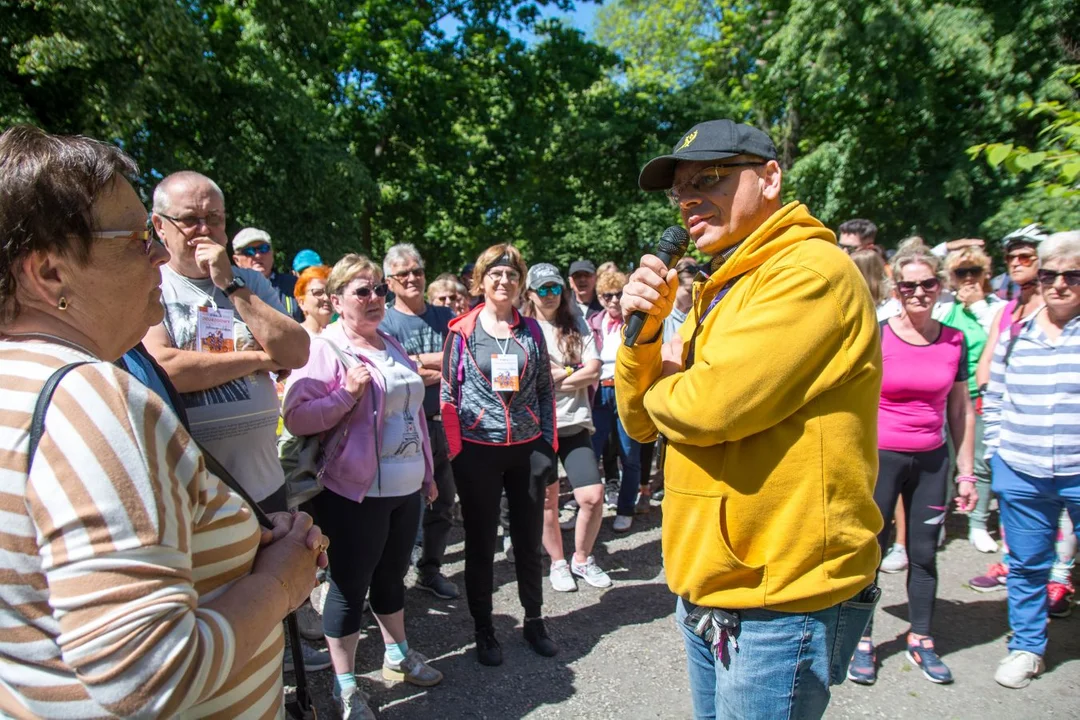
29,363,317,720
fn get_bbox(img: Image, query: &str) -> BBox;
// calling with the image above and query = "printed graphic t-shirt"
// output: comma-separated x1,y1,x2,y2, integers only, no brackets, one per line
878,320,969,453
380,303,453,416
158,265,287,502
357,343,426,497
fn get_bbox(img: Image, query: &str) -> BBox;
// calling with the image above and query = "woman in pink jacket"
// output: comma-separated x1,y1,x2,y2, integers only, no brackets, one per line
284,254,441,720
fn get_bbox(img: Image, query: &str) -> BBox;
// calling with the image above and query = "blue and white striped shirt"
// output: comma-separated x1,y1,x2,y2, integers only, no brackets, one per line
983,309,1080,478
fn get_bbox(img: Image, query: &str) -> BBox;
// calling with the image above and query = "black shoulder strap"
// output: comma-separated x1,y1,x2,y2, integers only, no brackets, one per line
28,362,91,474
29,361,312,718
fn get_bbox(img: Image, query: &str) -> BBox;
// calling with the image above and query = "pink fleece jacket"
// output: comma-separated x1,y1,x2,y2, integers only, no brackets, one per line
282,322,434,503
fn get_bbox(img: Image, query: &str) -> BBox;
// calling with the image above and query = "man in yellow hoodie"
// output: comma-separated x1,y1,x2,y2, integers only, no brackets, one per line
617,119,884,719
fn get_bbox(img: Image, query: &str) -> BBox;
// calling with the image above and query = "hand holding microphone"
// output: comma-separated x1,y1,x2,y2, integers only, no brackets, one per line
622,226,690,347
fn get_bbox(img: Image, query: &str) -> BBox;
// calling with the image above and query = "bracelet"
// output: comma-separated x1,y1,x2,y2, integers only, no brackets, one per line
565,365,574,377
955,474,977,484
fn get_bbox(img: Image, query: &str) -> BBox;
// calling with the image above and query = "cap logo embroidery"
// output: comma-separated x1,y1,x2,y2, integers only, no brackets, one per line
678,130,698,150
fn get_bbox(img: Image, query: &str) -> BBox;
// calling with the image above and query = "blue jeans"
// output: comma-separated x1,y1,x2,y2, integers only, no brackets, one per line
591,385,641,516
676,592,877,720
991,454,1080,656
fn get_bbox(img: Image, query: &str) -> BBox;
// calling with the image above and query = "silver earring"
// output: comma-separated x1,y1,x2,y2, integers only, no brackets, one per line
57,296,69,311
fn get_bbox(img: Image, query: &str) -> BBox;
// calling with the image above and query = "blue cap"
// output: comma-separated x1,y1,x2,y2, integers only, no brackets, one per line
292,249,323,273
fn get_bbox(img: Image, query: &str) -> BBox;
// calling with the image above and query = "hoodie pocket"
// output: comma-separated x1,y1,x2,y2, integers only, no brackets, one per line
662,491,766,605
467,408,486,430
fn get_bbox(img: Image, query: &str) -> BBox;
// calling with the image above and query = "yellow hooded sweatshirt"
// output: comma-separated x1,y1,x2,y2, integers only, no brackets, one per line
616,201,883,613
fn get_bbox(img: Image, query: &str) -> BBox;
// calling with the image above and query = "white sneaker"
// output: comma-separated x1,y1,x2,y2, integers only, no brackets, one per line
879,543,908,574
339,685,376,720
613,514,632,533
503,535,515,564
310,580,329,615
571,555,612,588
994,650,1044,689
549,559,578,592
969,528,999,553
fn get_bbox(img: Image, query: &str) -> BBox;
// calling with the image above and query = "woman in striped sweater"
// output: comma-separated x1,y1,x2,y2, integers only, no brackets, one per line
983,231,1080,690
0,125,325,718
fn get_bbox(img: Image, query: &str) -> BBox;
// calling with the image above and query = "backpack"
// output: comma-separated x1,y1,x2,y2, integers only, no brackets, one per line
279,335,358,509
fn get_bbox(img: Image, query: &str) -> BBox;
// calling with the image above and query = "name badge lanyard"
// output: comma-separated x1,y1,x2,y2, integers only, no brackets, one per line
491,332,520,392
685,274,743,367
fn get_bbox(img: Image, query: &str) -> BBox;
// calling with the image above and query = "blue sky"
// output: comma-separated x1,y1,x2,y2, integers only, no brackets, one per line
437,1,602,43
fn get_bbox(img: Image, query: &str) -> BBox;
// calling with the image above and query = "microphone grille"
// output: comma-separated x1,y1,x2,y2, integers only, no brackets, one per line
658,225,690,259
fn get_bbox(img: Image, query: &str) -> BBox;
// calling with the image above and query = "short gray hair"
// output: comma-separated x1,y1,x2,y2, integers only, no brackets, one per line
383,243,425,277
152,171,224,214
1040,231,1080,266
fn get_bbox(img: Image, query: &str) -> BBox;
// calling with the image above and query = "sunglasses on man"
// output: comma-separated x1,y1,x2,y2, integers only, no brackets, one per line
238,243,272,257
1037,269,1080,287
896,278,940,296
350,283,390,299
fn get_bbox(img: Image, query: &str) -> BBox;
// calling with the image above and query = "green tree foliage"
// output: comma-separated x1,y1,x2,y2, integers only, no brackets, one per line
597,0,1080,245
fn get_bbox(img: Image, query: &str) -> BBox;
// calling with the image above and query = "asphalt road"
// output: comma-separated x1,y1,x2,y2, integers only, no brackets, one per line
287,500,1078,719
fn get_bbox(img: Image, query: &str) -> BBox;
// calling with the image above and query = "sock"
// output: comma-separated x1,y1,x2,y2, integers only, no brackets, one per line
335,672,357,697
384,640,408,665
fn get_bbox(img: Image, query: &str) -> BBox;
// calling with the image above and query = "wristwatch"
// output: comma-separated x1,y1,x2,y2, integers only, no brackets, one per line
222,275,247,297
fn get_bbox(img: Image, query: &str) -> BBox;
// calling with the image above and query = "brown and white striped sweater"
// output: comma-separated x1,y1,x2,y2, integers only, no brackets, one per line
0,341,284,719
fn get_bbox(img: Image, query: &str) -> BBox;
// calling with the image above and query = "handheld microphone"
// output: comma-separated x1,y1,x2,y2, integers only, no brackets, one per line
623,225,691,347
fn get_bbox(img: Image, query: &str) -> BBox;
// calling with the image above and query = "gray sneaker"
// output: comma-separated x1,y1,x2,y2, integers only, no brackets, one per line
383,649,443,687
296,601,324,643
879,543,908,574
549,559,577,592
571,555,612,588
283,642,332,673
559,511,577,531
339,685,376,720
503,535,515,563
994,650,1044,689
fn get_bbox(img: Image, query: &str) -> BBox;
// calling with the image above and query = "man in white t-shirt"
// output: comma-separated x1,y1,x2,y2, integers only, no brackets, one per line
142,171,310,512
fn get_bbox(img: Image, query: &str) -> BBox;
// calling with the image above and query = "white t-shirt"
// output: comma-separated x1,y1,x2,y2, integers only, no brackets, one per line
358,343,425,497
158,265,287,502
599,315,623,381
537,316,600,436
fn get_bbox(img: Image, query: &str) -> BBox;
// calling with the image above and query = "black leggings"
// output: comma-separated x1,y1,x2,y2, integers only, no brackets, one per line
312,489,423,637
559,428,602,489
453,440,552,628
873,446,950,636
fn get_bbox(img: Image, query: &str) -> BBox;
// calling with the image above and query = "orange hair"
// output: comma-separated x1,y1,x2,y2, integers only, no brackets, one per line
294,265,330,301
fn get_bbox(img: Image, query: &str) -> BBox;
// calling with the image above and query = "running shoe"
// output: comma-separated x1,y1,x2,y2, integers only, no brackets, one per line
1047,580,1074,618
994,650,1044,689
382,649,443,687
548,559,577,592
879,543,908,574
570,555,613,588
906,636,953,684
969,562,1009,592
969,528,999,553
613,514,633,533
846,639,877,685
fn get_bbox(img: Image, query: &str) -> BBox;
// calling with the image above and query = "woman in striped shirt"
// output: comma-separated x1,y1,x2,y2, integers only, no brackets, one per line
0,125,325,718
983,231,1080,690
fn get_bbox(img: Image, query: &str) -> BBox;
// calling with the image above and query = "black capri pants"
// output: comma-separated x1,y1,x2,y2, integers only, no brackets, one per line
312,488,423,637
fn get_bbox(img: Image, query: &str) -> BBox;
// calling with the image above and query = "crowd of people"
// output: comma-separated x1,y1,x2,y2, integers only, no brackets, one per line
1,118,1077,720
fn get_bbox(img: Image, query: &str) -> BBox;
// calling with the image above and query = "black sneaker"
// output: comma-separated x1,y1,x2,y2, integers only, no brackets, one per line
475,626,502,666
523,618,559,657
415,573,460,599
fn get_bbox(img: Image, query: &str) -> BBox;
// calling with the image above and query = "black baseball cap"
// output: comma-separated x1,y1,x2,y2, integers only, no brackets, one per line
638,119,778,191
568,260,596,276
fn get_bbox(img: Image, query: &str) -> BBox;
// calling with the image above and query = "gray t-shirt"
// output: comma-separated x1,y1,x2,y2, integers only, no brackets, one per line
379,303,452,416
158,265,287,502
